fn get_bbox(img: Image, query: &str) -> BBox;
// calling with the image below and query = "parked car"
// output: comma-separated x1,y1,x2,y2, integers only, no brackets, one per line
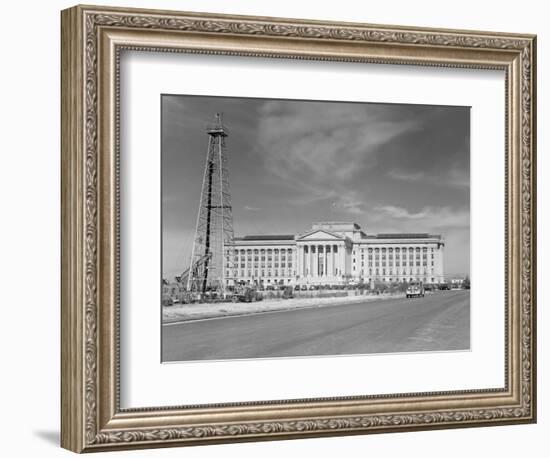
406,282,425,298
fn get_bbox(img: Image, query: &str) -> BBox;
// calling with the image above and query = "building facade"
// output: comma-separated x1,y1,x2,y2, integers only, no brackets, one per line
226,222,444,287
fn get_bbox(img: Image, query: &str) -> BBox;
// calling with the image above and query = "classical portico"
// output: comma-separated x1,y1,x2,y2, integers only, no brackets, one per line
295,229,352,285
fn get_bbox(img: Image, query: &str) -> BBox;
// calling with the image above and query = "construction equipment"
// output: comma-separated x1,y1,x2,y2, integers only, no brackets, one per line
176,252,211,292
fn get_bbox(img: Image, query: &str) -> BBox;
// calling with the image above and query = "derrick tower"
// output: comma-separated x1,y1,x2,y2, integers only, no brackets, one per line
187,113,235,294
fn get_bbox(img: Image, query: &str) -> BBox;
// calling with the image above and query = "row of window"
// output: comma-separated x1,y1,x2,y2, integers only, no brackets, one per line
231,255,436,265
355,260,434,267
231,245,438,256
361,253,433,260
232,256,294,263
232,248,294,255
236,256,291,260
234,259,293,265
366,277,437,283
361,268,435,275
228,269,295,278
227,268,437,278
358,246,435,253
235,263,293,268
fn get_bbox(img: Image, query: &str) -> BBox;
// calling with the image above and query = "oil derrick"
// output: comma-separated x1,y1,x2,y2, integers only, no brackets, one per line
187,113,235,295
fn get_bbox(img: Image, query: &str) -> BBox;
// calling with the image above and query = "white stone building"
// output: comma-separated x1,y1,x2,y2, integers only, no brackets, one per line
226,222,444,287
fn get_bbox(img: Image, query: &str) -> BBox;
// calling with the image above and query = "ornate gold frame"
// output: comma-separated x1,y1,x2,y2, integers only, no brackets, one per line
61,4,537,453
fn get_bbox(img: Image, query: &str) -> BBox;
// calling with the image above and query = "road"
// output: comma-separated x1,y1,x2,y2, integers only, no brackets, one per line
162,290,470,362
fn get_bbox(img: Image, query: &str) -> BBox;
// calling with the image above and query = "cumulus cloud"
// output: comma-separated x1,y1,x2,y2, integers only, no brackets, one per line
255,100,420,207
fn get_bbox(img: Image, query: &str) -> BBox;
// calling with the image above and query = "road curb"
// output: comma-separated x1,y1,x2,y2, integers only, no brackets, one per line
162,293,405,325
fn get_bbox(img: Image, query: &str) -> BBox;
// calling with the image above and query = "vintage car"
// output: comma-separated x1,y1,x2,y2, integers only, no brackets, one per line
406,281,425,298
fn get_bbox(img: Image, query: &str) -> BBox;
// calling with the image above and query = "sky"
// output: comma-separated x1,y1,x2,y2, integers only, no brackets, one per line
162,94,470,280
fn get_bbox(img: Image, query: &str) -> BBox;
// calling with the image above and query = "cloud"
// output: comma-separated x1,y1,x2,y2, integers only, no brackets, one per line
376,205,428,219
330,190,365,215
387,170,426,183
369,206,471,275
373,205,470,229
255,100,421,204
388,168,469,189
445,168,470,188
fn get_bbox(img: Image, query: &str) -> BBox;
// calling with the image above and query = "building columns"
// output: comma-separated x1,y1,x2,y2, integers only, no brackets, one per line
327,245,332,278
300,245,302,277
309,246,312,277
315,245,319,278
333,245,338,276
324,245,328,277
339,245,345,277
313,245,318,278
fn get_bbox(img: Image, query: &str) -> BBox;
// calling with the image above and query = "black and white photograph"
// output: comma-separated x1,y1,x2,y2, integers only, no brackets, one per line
161,94,471,362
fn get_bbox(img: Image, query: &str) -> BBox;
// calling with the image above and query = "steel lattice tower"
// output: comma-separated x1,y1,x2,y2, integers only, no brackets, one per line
187,113,235,295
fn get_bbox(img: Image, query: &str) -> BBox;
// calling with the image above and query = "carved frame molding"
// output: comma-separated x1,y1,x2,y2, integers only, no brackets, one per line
61,5,536,453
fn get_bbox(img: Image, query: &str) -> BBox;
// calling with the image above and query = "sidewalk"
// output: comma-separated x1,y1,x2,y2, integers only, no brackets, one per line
162,292,404,324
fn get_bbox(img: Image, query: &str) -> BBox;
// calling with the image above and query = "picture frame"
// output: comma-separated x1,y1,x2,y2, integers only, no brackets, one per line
61,4,537,453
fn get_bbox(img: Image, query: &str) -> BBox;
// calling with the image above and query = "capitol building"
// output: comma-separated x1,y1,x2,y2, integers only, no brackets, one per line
227,222,444,287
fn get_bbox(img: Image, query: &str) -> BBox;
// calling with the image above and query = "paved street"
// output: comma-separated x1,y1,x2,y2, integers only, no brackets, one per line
162,290,470,362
